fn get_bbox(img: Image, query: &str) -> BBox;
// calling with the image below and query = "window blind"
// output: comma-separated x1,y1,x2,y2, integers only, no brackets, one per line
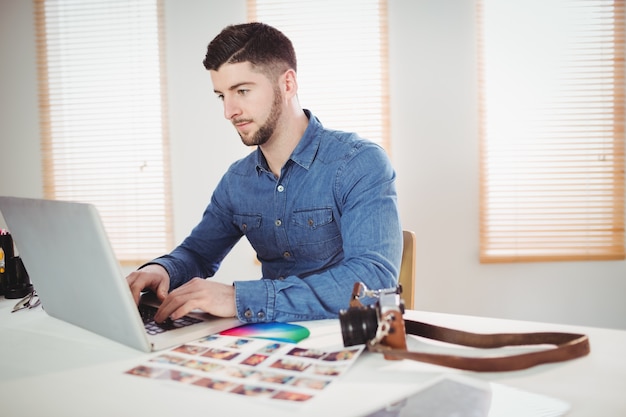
248,0,390,152
478,0,625,262
35,0,173,264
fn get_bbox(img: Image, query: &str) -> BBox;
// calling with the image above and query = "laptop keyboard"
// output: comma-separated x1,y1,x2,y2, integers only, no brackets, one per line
139,303,203,335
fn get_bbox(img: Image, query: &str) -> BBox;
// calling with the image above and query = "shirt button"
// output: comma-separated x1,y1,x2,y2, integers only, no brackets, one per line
277,185,285,192
283,251,291,258
275,219,282,227
244,309,253,319
257,311,265,319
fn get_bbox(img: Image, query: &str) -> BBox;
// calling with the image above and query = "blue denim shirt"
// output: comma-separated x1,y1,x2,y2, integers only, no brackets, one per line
151,110,402,323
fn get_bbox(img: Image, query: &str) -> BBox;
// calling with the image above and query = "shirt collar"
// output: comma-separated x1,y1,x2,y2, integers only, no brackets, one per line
255,109,322,174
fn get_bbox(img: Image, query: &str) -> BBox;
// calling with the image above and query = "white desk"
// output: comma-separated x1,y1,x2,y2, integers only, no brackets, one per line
0,296,624,417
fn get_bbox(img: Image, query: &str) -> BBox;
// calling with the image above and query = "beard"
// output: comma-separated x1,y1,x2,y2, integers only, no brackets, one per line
237,86,283,147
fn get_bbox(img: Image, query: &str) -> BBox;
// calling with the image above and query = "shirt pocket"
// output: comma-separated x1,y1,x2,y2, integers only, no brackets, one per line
292,208,342,261
233,213,270,259
233,213,262,233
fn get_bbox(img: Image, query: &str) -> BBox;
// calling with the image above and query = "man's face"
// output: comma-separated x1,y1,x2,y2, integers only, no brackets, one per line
211,62,283,146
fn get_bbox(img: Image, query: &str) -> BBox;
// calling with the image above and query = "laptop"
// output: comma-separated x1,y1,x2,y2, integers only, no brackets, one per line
0,196,241,352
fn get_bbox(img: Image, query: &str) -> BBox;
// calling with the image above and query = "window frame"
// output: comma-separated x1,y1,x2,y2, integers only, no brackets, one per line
477,0,625,263
34,0,174,265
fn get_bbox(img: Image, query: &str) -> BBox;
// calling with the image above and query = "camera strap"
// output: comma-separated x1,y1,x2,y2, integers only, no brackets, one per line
368,318,590,372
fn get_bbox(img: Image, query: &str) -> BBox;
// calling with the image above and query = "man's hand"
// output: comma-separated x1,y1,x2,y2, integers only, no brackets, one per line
126,264,170,305
154,278,236,323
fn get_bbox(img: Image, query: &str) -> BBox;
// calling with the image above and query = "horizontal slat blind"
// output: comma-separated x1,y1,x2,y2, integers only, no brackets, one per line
35,0,173,264
248,0,390,152
478,0,625,262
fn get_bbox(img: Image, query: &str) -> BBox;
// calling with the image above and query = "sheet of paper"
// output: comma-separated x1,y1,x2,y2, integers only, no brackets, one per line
363,375,570,417
125,333,363,403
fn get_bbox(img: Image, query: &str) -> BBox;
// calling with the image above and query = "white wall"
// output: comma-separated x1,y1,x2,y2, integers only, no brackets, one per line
0,0,42,197
1,0,625,329
160,0,260,283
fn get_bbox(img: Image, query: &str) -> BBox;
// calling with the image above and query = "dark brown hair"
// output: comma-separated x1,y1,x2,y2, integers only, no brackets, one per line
203,22,297,81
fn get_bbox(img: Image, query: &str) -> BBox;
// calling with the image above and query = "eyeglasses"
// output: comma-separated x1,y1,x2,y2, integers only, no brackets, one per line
11,290,40,313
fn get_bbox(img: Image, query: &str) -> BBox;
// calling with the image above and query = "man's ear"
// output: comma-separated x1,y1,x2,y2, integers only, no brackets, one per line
282,69,298,99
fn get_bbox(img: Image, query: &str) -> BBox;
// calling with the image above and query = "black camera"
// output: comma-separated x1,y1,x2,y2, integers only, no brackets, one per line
0,229,33,299
339,282,407,355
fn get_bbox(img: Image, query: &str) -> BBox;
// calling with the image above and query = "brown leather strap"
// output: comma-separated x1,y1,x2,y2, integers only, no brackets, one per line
368,319,591,372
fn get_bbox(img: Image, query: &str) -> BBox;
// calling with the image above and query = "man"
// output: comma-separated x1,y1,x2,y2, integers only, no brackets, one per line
127,22,402,324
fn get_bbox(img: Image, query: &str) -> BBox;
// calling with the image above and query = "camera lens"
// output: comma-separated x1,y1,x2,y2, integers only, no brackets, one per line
339,306,378,346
